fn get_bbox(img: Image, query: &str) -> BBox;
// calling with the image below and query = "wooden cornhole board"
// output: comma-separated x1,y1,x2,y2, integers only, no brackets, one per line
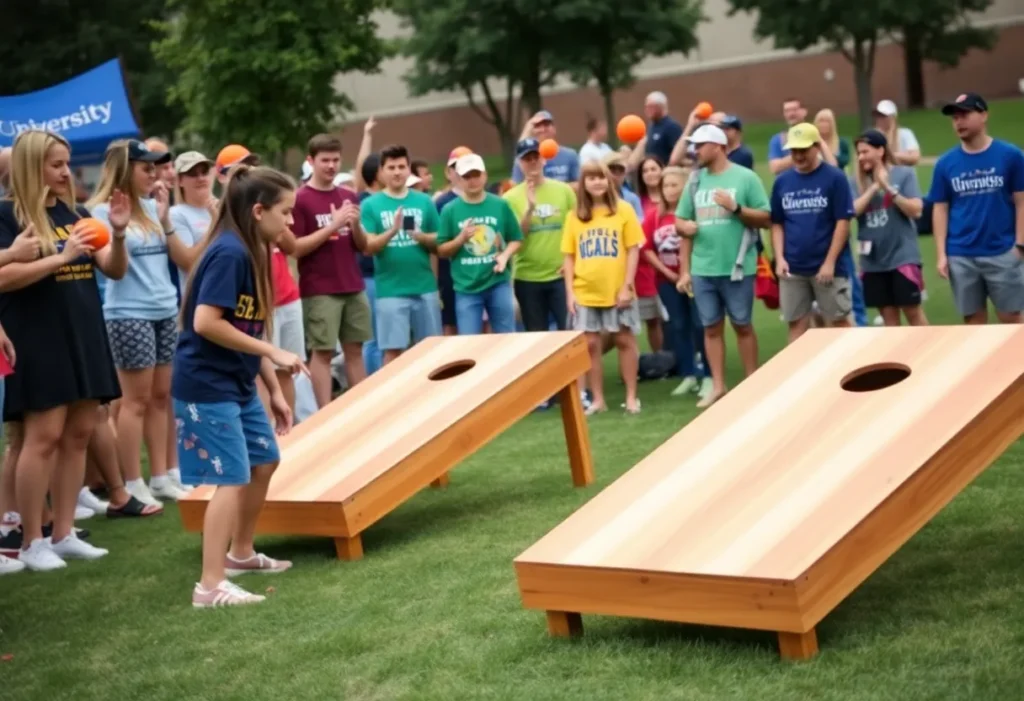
179,331,593,560
515,326,1024,660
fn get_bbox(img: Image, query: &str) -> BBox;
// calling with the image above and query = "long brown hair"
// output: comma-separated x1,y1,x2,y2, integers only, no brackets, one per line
656,166,689,217
9,130,76,256
575,161,619,222
87,140,161,237
180,165,295,338
854,135,892,196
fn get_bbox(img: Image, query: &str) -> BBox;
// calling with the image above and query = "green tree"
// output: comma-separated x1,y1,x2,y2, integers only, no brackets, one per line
896,0,996,109
557,0,705,145
155,0,389,161
0,0,182,138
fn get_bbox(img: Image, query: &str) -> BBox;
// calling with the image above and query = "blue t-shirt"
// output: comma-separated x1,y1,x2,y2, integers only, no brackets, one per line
172,231,266,404
927,139,1024,257
770,162,855,277
357,190,375,278
768,132,788,163
728,145,755,169
619,186,644,218
512,147,580,184
645,116,684,166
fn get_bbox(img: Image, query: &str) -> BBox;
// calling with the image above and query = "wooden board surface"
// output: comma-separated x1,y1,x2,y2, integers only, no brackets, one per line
516,326,1024,581
180,331,590,538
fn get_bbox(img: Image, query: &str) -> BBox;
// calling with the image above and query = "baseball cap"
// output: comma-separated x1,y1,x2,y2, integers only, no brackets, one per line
601,152,627,169
455,153,487,177
533,110,554,123
516,138,541,158
686,124,728,146
941,92,988,115
216,144,258,171
855,129,888,149
406,174,423,188
447,146,472,167
874,99,898,117
720,115,743,131
174,151,214,174
300,161,313,181
783,123,821,150
127,139,171,165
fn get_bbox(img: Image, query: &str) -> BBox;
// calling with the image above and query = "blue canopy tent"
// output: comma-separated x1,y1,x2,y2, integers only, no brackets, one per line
0,59,141,165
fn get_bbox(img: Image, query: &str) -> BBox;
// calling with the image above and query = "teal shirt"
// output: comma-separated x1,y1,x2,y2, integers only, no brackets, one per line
360,189,441,298
437,193,522,294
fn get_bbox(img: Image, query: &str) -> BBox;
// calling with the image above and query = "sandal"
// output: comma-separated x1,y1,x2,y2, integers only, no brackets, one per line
107,495,163,518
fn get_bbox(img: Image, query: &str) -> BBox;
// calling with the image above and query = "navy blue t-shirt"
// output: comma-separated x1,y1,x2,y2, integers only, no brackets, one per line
645,116,684,166
727,145,755,169
357,190,375,278
172,231,266,404
927,139,1024,257
434,190,459,212
770,162,855,277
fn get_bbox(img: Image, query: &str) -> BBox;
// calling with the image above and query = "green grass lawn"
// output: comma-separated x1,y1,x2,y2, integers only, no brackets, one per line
4,102,1024,701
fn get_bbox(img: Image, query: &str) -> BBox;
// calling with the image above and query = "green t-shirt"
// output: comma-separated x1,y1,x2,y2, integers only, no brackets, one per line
437,193,523,294
503,179,577,283
676,164,770,277
360,189,441,298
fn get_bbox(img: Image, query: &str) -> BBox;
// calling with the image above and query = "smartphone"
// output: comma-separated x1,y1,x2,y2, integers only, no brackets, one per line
402,215,416,232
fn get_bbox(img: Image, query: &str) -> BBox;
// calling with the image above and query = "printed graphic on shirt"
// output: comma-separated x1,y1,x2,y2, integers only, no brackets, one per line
53,223,95,283
233,292,265,337
652,223,680,269
578,227,620,259
949,167,1005,197
863,192,895,229
781,187,830,214
461,216,505,263
314,212,352,240
694,188,738,225
379,208,427,249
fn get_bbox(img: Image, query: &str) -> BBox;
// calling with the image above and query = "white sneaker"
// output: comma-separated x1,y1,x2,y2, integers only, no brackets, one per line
169,468,194,493
697,377,714,399
0,553,26,575
74,505,95,521
78,487,110,514
150,478,190,501
671,376,698,396
126,479,162,508
19,538,67,571
49,532,108,560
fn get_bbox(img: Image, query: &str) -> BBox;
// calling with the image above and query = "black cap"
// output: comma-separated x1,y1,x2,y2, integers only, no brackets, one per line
855,129,888,149
516,138,540,158
127,139,172,165
941,93,988,116
720,114,743,131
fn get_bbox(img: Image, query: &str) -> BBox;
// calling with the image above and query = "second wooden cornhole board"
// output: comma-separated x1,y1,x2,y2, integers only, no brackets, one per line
515,326,1024,660
179,331,593,559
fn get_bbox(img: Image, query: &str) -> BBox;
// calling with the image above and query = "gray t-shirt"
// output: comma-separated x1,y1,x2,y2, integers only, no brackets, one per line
168,203,211,292
850,165,922,272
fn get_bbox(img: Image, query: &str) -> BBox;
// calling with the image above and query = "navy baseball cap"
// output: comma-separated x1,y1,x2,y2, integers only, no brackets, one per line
855,129,888,149
720,114,743,131
127,139,171,165
941,92,988,116
516,138,541,158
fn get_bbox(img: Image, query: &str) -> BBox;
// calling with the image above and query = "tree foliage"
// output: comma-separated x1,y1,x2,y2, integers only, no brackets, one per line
0,0,182,137
155,0,389,159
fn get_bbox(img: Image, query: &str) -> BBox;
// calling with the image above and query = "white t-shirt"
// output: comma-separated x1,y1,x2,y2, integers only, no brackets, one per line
897,127,920,154
579,140,613,164
168,203,212,293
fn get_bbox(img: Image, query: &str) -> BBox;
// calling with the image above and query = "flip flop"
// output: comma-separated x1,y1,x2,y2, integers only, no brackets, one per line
107,495,163,518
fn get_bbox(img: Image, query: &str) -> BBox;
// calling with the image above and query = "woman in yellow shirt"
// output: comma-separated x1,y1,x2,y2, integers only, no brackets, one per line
561,160,643,415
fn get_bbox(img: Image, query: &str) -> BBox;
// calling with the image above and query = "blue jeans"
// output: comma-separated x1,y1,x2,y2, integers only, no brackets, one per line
361,276,382,375
455,281,516,334
376,292,443,350
657,282,707,379
842,247,868,326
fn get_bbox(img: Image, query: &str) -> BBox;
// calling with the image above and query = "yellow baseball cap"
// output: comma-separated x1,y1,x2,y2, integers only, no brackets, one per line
783,123,821,150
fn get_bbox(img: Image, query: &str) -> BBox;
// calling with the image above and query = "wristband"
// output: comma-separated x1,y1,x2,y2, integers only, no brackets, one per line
164,228,176,237
732,202,742,215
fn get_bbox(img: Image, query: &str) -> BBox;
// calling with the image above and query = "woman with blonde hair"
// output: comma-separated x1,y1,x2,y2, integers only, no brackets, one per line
813,109,852,171
87,139,197,506
0,130,130,570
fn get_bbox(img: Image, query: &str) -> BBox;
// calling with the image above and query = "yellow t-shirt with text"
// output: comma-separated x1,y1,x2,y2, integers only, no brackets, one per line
560,204,644,308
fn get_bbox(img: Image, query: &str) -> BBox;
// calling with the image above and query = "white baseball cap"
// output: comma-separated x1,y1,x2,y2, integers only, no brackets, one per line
455,153,487,176
405,174,423,188
874,99,898,117
686,124,728,146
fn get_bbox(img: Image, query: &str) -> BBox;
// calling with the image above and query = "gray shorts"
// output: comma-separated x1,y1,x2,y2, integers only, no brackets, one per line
271,299,306,362
780,274,852,323
637,295,660,322
573,302,641,335
949,250,1024,317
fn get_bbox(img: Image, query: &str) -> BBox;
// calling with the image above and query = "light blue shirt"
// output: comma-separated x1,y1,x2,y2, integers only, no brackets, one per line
169,203,212,293
512,146,581,184
619,185,644,218
93,198,178,320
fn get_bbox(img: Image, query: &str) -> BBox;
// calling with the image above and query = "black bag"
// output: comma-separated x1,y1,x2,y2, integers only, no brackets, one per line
638,350,677,381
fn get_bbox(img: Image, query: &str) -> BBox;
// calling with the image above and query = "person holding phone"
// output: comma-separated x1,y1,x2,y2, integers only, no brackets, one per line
360,145,442,364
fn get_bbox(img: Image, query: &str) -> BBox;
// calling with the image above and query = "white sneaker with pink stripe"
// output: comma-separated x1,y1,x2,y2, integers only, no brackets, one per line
192,580,265,608
225,552,292,577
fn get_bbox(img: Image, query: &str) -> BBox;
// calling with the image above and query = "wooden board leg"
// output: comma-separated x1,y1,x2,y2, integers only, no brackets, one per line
557,384,594,487
545,611,583,638
430,473,450,489
334,535,364,561
778,629,818,660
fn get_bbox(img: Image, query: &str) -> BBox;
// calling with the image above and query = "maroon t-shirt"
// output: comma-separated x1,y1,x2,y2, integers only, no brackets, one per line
292,185,364,296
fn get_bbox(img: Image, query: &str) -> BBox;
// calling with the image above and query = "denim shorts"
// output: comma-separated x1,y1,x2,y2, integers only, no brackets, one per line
174,395,280,487
376,293,442,351
692,274,755,327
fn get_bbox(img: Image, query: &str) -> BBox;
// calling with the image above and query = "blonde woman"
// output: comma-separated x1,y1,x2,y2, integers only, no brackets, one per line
814,109,852,171
873,100,921,166
0,130,130,570
87,140,196,505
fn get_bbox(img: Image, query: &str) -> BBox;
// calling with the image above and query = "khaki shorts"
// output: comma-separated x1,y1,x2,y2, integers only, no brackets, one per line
780,274,852,323
303,292,372,350
637,295,661,322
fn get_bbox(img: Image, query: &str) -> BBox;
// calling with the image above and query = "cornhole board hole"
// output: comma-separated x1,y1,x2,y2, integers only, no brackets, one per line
179,331,593,560
514,326,1024,660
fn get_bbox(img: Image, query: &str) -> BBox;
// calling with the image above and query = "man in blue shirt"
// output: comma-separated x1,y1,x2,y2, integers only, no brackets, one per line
768,98,809,175
602,152,644,217
643,91,684,167
511,110,580,184
721,115,754,169
770,123,856,344
930,93,1024,324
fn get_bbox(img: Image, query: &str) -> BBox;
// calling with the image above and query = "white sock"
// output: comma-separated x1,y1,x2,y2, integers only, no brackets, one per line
168,467,181,482
126,477,146,491
150,475,170,488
